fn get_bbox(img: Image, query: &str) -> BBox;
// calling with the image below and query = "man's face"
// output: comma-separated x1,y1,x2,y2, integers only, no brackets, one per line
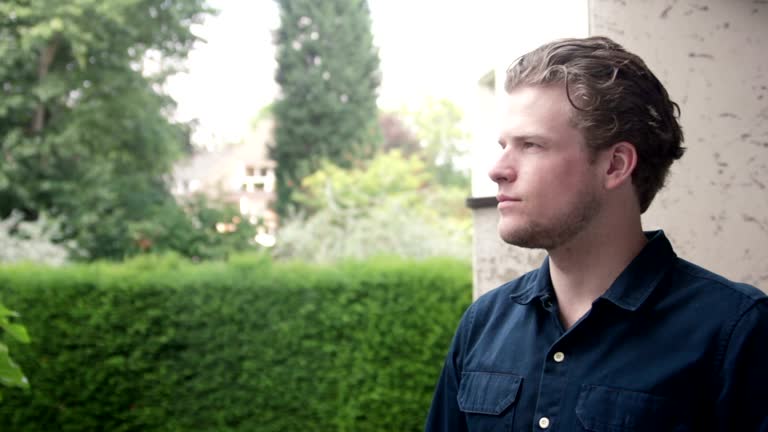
489,85,604,250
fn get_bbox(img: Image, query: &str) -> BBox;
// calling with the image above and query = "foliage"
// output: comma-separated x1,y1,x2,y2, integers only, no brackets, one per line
0,256,471,431
294,150,429,213
274,150,472,262
0,0,214,260
0,210,73,266
402,98,471,189
127,193,260,261
271,0,381,216
0,302,30,402
273,199,471,262
379,110,421,157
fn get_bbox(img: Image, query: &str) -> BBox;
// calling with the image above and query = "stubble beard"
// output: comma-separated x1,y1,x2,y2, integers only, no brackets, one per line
498,191,602,251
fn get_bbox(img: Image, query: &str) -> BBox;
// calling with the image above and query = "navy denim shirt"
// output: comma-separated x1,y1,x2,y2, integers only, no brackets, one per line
426,231,768,431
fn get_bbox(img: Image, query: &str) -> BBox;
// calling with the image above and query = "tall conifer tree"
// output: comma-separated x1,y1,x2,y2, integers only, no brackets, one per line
272,0,381,216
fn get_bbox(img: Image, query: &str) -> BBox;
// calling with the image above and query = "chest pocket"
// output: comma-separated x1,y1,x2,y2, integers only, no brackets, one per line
576,385,689,432
458,372,522,431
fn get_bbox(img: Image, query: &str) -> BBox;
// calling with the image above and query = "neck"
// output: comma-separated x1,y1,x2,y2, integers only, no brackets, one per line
547,212,647,328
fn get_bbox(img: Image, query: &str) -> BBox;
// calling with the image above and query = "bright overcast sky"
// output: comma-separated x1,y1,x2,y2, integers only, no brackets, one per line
164,0,588,146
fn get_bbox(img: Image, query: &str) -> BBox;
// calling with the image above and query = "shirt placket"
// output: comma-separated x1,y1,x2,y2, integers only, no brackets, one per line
531,296,574,431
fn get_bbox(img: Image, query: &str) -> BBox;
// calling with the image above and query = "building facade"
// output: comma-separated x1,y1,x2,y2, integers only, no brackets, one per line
171,119,278,246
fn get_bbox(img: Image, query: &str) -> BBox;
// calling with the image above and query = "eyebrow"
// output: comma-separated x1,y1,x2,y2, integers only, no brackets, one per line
498,133,551,144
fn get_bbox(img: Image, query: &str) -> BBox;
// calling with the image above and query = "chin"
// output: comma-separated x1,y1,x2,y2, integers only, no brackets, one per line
499,222,535,248
498,220,557,250
500,233,546,250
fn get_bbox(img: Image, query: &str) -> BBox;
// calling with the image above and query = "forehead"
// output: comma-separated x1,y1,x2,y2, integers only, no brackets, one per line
499,85,577,139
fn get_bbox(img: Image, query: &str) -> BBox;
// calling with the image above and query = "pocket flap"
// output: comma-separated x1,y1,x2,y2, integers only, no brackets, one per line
457,372,522,415
576,385,676,431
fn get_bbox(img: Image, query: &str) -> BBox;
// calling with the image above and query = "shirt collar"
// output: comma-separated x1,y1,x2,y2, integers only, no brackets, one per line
508,230,677,311
600,230,677,310
508,257,554,305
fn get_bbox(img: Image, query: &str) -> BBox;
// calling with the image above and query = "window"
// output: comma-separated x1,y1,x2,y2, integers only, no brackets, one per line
245,165,256,176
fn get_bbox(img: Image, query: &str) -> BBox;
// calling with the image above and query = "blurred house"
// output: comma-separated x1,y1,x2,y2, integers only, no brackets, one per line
170,119,278,247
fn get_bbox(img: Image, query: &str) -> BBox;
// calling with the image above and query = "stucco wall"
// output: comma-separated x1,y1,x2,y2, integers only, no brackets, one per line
470,0,768,297
590,0,768,289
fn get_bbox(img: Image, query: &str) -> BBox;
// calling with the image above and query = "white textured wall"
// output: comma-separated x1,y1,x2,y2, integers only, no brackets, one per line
590,0,768,290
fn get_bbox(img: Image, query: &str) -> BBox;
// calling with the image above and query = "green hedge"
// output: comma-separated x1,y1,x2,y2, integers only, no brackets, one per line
0,254,471,431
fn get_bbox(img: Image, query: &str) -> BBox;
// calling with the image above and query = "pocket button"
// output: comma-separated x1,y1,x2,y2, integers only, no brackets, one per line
538,416,550,429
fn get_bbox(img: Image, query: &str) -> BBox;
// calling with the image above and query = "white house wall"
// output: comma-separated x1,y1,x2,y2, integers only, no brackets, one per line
590,0,768,289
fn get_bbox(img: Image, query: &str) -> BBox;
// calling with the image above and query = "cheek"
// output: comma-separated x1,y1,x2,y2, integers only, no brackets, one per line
525,160,595,207
525,157,585,190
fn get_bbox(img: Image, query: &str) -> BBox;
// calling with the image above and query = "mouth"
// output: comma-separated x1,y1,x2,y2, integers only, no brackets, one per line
496,194,521,203
496,194,522,209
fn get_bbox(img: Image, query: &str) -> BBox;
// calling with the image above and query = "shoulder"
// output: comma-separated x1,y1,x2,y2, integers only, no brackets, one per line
664,259,767,351
670,258,766,306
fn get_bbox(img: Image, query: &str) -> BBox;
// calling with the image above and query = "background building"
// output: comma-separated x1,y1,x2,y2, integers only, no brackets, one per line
171,119,278,247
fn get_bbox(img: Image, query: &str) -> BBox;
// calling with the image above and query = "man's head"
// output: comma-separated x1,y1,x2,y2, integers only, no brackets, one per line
490,36,685,250
504,36,685,213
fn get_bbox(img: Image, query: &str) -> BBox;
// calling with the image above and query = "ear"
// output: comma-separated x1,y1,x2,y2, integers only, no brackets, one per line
602,141,637,190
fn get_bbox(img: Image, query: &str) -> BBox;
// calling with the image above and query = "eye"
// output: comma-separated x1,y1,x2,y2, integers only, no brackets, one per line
522,141,539,150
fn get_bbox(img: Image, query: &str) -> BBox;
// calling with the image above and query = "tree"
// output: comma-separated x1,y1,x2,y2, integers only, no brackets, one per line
273,150,472,262
405,98,471,189
0,0,214,260
127,193,259,261
378,111,421,157
271,0,381,216
293,150,430,214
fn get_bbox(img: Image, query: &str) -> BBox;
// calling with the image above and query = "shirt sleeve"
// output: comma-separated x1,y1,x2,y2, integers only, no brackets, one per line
715,298,768,431
424,307,473,432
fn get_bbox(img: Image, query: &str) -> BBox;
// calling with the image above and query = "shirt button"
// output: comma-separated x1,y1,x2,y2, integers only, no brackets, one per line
553,351,565,362
538,416,551,429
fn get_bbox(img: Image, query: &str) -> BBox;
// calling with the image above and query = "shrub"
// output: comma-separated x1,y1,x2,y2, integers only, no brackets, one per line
274,150,472,263
0,210,74,266
273,201,471,262
0,255,470,431
0,301,30,401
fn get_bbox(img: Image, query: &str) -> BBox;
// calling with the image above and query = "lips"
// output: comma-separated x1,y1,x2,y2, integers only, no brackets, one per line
496,194,522,210
496,194,521,203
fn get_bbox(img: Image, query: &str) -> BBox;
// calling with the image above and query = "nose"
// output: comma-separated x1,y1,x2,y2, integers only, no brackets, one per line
488,150,517,184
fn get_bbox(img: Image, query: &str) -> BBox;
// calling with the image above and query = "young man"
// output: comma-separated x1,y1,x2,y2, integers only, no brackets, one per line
426,37,768,431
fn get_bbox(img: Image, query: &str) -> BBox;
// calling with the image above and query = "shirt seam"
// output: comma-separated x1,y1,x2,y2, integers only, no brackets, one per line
675,263,761,303
460,300,479,368
713,298,767,383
